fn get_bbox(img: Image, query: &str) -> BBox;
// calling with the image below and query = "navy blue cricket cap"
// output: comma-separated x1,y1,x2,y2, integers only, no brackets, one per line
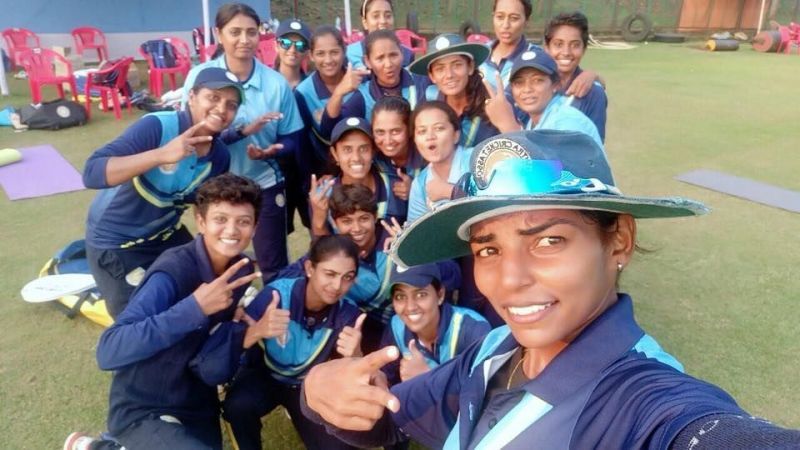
192,67,245,104
331,116,372,145
276,18,312,42
509,49,558,82
389,263,441,290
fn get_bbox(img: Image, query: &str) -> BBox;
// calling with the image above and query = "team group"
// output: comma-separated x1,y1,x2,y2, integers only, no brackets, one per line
71,0,610,448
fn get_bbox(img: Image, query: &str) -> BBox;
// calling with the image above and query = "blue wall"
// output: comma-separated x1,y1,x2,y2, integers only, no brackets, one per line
0,0,271,33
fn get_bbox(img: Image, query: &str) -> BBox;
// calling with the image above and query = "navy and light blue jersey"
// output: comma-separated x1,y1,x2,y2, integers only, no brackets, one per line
479,39,543,91
520,95,603,150
320,70,429,139
245,276,361,385
84,111,230,250
381,302,490,385
378,294,745,449
407,145,473,223
373,147,427,181
295,70,354,174
97,235,252,435
345,40,415,70
424,85,500,148
182,58,304,189
328,169,408,229
557,66,608,142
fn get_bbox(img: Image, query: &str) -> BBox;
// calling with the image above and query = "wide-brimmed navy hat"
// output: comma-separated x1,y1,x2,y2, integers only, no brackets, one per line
408,33,490,76
391,130,709,267
193,67,245,104
389,263,441,291
331,116,372,145
276,18,311,43
509,49,558,82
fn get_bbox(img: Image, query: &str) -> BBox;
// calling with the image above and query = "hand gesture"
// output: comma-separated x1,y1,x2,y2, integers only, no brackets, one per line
303,346,401,431
334,62,371,97
392,168,412,201
242,290,291,348
380,217,404,252
240,112,283,137
337,313,367,357
193,258,261,316
565,70,599,98
425,170,454,204
309,174,335,231
159,121,213,164
399,340,431,382
483,73,522,133
246,142,284,160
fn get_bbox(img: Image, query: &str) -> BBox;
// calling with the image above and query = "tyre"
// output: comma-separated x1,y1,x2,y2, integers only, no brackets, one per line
459,20,481,38
621,13,653,42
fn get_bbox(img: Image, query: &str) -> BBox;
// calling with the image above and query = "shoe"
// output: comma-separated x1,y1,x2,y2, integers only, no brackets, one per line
63,432,98,450
734,31,748,41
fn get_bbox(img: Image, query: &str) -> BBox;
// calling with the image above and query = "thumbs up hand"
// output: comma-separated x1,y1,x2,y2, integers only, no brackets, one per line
337,313,367,357
242,290,290,348
399,339,431,382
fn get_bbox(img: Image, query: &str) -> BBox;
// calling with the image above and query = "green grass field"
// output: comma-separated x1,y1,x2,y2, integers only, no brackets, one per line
1,42,799,449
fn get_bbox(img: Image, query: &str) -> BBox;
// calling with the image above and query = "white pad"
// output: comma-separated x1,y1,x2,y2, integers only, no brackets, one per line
21,274,96,303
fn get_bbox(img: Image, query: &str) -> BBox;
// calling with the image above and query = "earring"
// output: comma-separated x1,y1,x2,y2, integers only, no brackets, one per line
617,262,624,272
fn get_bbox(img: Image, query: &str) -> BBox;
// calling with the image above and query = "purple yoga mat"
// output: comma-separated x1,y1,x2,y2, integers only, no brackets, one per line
0,145,85,200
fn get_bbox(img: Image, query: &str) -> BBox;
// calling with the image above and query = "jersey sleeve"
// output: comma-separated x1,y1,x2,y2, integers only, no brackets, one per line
406,172,429,224
277,79,304,135
96,271,209,370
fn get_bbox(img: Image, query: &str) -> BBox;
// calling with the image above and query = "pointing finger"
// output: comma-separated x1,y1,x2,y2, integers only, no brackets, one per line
357,346,400,374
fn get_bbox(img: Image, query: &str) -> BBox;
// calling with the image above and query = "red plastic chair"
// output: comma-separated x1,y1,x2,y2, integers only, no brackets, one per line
200,44,218,62
17,48,78,103
71,27,109,62
2,27,41,70
467,33,493,44
84,57,134,120
777,23,800,54
256,38,278,68
139,37,192,98
395,29,428,56
342,29,365,44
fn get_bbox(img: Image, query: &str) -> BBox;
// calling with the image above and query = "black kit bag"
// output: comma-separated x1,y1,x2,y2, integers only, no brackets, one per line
20,99,88,130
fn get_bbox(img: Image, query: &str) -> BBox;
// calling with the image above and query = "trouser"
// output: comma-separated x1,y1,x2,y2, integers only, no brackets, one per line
85,226,193,318
222,362,356,450
253,183,290,283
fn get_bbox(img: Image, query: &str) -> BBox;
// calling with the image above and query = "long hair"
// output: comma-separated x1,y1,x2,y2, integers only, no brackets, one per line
211,3,260,59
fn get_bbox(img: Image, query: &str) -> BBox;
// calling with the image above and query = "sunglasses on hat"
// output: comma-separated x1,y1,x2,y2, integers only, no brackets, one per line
277,37,308,52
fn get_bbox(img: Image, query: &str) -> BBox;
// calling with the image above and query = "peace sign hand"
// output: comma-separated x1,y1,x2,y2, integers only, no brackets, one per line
482,73,522,133
159,121,213,164
193,258,261,316
309,174,335,232
380,217,404,253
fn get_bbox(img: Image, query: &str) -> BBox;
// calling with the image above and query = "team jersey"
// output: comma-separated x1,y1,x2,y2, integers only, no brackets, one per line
520,94,603,150
381,302,490,385
424,85,500,148
327,169,408,230
407,145,473,223
182,57,304,189
479,39,543,91
320,69,429,139
373,147,427,181
556,66,608,142
84,110,230,250
245,276,361,385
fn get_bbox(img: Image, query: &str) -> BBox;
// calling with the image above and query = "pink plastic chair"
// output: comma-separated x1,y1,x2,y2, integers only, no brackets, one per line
2,28,41,70
85,57,134,120
777,23,800,54
395,29,428,56
200,44,218,62
342,29,365,45
18,48,78,103
467,33,492,44
256,38,278,68
71,27,109,62
139,37,192,98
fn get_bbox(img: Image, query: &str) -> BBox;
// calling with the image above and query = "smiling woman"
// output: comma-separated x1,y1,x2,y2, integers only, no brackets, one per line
300,130,800,449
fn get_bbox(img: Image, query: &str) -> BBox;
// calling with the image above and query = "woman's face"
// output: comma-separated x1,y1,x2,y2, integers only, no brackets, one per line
492,0,528,46
305,252,357,306
187,87,240,134
362,0,395,32
196,201,256,267
545,25,585,76
510,68,555,116
372,110,409,160
215,13,259,60
428,55,473,98
392,284,443,338
365,39,403,86
331,131,374,182
276,32,308,69
414,108,460,165
311,34,345,79
469,209,634,351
